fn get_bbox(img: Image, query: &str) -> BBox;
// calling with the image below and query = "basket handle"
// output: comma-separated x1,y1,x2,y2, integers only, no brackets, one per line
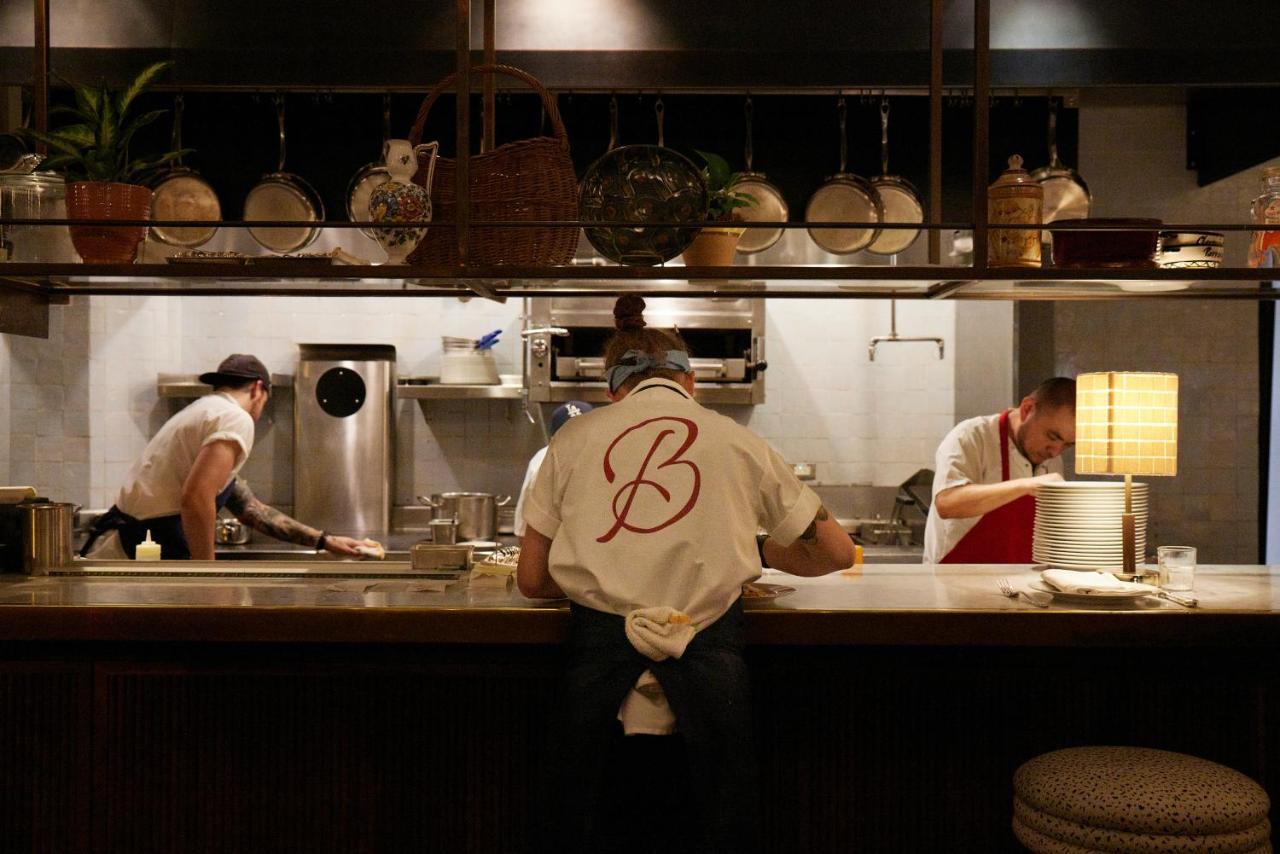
409,64,569,152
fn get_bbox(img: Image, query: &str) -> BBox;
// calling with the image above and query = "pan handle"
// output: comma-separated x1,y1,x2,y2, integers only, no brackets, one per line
837,96,848,174
608,95,619,152
1047,98,1061,168
880,99,891,177
655,97,665,147
743,96,755,173
274,94,287,173
171,93,185,167
381,92,391,147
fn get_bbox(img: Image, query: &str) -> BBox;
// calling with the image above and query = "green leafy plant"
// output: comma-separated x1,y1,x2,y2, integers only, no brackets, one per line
20,61,186,184
694,149,756,222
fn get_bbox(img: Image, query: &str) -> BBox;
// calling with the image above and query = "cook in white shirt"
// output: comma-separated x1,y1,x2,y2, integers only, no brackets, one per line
517,295,852,854
512,400,592,538
83,354,368,561
923,377,1076,564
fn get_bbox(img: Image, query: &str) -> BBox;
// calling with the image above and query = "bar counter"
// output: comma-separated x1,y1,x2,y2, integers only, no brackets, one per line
2,564,1277,853
0,563,1277,646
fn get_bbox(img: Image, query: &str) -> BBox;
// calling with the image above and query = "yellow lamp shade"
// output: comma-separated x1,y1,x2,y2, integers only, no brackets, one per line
1075,371,1178,476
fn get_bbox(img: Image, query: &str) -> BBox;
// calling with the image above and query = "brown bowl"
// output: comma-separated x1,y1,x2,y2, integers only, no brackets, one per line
1050,218,1162,268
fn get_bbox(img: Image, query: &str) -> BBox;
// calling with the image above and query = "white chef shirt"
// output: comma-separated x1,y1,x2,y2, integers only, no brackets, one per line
87,393,255,559
522,377,821,629
922,411,1063,564
512,446,548,538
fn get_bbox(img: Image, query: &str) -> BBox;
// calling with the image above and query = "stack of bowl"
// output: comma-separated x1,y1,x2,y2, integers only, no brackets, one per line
1158,230,1224,268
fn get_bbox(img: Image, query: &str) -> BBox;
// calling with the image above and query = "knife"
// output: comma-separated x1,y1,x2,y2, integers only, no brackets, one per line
1158,590,1198,608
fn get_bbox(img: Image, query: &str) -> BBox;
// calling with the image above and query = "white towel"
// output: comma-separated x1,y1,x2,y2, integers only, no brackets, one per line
624,606,696,662
617,670,677,735
1041,568,1147,595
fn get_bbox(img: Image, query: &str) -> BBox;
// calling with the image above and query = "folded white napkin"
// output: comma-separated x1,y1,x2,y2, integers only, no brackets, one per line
624,606,696,662
617,670,677,735
1041,569,1147,595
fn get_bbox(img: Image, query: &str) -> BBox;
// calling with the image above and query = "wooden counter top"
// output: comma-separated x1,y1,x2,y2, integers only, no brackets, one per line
2,564,1277,647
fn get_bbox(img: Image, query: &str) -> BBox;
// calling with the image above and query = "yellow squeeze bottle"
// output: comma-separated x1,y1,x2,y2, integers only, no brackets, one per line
135,530,162,561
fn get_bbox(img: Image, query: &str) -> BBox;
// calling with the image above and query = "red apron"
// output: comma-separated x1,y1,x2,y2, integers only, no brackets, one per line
941,410,1036,564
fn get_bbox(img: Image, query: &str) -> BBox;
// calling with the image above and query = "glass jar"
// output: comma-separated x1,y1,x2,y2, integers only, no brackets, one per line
0,172,80,262
1248,166,1280,268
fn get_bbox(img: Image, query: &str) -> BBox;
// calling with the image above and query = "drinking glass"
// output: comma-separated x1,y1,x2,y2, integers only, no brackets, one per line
1158,545,1196,592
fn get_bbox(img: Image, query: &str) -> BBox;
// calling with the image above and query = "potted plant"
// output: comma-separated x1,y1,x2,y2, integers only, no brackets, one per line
681,150,756,267
22,61,185,264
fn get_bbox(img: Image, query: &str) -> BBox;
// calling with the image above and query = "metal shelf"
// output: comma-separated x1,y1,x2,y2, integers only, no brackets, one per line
397,377,524,400
4,264,1275,301
157,374,294,398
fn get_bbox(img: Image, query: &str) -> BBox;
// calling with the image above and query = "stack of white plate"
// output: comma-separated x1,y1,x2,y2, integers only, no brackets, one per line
1033,481,1148,571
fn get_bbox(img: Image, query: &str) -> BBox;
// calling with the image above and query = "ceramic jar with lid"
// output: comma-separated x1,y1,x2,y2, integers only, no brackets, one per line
987,154,1043,268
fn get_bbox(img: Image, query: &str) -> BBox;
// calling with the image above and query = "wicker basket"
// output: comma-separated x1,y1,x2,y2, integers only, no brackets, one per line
407,64,577,267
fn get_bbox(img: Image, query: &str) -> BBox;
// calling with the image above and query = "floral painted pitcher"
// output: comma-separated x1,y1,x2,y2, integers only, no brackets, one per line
368,139,438,264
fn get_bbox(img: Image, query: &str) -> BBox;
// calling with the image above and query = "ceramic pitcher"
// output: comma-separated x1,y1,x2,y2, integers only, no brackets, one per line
368,139,439,264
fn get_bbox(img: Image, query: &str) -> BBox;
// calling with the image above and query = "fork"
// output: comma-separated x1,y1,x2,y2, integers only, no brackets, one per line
997,577,1051,608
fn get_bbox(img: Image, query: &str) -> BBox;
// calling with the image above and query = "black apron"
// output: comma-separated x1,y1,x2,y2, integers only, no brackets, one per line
544,598,759,854
80,479,238,559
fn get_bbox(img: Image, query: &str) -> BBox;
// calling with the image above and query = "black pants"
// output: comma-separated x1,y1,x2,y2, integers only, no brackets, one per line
544,600,759,854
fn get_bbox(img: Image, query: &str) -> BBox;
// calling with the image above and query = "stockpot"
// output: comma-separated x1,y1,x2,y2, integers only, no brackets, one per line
417,492,511,542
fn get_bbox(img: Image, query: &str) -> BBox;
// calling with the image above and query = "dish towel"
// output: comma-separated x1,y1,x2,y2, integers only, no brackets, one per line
624,606,696,662
1041,568,1150,595
617,607,696,736
617,670,678,736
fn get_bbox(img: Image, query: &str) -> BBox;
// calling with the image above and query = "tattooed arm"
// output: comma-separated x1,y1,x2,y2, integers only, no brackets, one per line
761,505,854,576
225,481,364,555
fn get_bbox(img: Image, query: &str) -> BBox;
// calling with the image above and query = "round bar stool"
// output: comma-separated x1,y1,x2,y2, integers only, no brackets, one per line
1013,746,1271,853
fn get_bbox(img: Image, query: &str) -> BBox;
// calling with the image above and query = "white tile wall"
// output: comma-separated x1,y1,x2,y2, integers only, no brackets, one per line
1064,90,1266,564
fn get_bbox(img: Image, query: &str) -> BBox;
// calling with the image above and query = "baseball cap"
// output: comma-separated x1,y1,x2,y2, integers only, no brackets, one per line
198,354,271,390
550,400,593,436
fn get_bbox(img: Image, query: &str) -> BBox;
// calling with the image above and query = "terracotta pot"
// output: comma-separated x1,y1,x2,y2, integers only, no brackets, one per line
681,226,745,266
66,181,152,264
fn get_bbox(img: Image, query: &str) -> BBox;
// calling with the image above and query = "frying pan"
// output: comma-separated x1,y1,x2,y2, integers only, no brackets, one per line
346,93,392,239
244,95,324,253
806,97,883,255
150,94,222,248
1030,99,1091,241
733,97,788,255
866,101,923,256
579,97,708,265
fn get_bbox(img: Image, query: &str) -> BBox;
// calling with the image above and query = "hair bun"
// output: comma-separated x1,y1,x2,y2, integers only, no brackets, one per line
613,295,647,330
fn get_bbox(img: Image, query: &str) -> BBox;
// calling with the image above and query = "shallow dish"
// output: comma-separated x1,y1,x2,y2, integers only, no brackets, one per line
1031,579,1156,602
742,582,797,600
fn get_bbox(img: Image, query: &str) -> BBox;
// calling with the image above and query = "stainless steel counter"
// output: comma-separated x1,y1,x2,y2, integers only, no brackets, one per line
1,564,1277,647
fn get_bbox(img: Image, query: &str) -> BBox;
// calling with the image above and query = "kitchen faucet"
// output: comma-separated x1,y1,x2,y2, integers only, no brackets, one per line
868,300,945,362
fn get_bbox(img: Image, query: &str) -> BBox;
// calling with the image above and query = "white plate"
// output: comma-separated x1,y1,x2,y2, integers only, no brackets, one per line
1031,579,1156,602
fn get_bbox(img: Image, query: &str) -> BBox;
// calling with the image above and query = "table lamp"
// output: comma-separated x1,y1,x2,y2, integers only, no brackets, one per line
1074,372,1179,578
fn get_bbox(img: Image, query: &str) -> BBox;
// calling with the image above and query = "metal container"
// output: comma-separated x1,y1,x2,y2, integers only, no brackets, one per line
21,500,74,575
215,517,251,545
295,344,396,538
417,492,510,542
428,518,458,545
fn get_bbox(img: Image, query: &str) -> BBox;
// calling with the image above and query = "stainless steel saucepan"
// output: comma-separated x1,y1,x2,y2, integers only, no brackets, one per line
244,95,325,253
1030,98,1091,250
867,100,923,256
417,491,512,542
150,94,222,248
806,97,883,255
732,96,788,255
346,93,393,239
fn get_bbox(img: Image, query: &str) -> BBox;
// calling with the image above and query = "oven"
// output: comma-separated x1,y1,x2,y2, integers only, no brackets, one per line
525,297,767,405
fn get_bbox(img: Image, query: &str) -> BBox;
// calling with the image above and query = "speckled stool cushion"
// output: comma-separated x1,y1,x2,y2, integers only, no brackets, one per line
1012,746,1271,853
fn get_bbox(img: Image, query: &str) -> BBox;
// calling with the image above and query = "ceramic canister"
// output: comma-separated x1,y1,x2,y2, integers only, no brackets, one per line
987,154,1043,268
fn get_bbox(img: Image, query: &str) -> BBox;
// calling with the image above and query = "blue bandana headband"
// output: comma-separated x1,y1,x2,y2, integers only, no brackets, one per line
606,349,692,394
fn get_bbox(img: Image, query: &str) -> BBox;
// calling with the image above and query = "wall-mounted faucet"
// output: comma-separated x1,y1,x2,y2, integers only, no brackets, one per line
868,300,945,362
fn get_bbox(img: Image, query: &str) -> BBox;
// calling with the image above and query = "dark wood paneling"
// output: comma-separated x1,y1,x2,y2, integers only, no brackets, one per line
0,661,92,854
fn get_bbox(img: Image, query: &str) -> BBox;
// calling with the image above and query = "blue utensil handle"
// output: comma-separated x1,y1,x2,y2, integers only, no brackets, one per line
473,328,503,349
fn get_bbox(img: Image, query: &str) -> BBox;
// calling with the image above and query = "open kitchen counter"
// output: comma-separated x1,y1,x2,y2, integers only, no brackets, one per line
1,563,1278,646
3,563,1279,853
